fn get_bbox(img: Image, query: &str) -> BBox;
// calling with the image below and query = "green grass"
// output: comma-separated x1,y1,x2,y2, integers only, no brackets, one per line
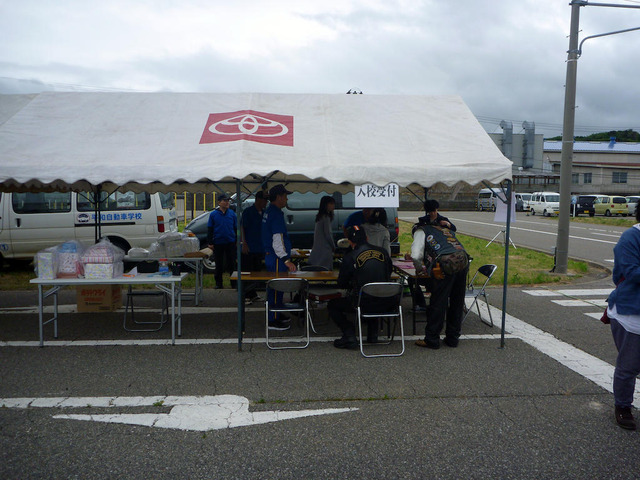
398,220,589,286
549,214,636,227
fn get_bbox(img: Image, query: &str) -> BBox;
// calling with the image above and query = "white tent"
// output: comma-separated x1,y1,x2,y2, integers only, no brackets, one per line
0,92,514,348
0,92,511,193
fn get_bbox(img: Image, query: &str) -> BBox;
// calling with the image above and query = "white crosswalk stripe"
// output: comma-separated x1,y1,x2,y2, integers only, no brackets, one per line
523,287,610,320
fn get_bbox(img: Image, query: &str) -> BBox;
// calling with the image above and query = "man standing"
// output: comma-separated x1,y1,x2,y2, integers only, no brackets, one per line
328,225,393,349
411,203,469,349
241,190,268,303
262,184,296,330
410,199,456,311
207,193,237,289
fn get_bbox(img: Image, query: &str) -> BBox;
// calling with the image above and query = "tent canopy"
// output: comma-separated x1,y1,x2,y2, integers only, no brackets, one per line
0,92,511,194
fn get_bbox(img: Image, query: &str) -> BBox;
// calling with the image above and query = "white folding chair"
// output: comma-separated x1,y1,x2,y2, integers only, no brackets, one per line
463,264,497,327
356,282,405,358
265,278,311,350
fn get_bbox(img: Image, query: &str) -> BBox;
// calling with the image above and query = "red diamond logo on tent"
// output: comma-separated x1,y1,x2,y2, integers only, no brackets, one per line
200,110,294,146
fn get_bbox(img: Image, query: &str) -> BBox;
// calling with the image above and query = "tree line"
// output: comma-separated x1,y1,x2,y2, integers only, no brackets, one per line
548,129,640,142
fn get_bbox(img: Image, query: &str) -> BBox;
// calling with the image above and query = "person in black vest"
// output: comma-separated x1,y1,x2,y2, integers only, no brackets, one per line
411,200,468,349
328,225,393,349
409,199,456,311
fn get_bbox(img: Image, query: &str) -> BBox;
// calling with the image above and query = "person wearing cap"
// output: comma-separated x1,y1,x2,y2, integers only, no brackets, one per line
342,208,373,237
207,193,237,289
241,190,269,304
262,184,296,330
411,198,468,350
328,225,393,349
408,199,456,311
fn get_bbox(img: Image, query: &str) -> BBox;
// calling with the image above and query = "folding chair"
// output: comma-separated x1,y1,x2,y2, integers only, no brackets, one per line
265,278,311,350
463,264,497,327
356,282,405,358
300,264,342,333
123,286,169,332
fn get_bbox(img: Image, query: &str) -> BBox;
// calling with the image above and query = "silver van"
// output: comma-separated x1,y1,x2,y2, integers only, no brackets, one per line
0,191,177,265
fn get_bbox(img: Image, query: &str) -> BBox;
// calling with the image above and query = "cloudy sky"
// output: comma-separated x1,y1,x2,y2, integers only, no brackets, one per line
1,0,639,138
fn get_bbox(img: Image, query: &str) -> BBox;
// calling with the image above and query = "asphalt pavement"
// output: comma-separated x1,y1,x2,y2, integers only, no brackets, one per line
1,218,639,479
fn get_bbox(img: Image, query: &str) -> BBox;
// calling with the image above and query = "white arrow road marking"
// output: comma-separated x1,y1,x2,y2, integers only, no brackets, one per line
1,394,356,431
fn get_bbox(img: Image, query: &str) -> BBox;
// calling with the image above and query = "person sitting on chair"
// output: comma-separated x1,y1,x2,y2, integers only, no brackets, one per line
328,226,393,349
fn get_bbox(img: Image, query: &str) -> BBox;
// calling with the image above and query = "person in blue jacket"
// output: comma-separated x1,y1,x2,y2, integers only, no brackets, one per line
241,190,268,303
607,206,640,430
207,193,237,289
262,184,296,330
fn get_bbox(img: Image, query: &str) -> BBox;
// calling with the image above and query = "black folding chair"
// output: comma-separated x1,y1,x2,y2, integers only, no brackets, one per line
463,264,497,327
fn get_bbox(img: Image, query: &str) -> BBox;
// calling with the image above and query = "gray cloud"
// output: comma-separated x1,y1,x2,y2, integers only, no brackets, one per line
1,0,639,138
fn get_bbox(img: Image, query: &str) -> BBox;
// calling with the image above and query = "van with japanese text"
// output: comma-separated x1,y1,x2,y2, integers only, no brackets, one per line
0,190,177,265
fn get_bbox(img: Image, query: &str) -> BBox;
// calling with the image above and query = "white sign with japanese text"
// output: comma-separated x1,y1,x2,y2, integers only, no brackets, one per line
355,183,400,208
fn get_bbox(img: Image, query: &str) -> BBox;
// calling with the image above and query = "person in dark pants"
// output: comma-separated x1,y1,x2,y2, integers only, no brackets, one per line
240,190,268,304
262,184,297,330
409,199,456,312
328,225,393,349
207,193,237,289
411,208,469,349
607,206,640,430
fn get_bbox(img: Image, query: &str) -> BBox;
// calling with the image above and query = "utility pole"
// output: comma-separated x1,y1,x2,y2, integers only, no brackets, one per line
555,1,640,274
555,1,584,274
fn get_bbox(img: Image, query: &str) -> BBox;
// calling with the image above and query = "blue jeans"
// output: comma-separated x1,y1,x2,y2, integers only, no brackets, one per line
610,318,640,408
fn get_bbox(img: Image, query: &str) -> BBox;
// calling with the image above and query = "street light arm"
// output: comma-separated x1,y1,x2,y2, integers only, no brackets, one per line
577,26,640,57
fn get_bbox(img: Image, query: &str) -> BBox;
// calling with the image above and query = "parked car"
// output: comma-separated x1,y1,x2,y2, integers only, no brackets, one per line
570,195,596,217
529,191,560,217
593,195,628,216
477,188,498,211
184,191,400,273
625,196,639,217
516,193,532,212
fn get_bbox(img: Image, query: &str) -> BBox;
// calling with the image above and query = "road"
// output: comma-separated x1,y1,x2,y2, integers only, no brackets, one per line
3,212,640,479
400,210,626,267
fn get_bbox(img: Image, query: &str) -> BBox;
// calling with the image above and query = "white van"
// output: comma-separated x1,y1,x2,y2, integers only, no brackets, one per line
0,190,177,264
477,188,499,211
529,191,560,217
515,193,532,212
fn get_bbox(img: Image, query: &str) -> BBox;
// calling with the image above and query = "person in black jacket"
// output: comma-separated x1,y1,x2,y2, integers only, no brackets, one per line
328,225,393,349
409,199,456,311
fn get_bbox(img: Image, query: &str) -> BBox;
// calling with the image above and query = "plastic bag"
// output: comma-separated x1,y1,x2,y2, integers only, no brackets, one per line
56,240,86,278
127,247,150,258
81,238,125,264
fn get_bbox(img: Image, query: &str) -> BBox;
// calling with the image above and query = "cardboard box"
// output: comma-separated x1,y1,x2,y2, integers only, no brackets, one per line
76,285,122,312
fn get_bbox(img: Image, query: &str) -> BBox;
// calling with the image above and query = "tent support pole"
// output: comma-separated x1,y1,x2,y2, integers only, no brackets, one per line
94,185,103,243
236,179,244,351
500,180,512,348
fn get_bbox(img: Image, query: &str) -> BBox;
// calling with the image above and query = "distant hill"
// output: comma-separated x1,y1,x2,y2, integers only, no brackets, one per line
547,129,640,142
